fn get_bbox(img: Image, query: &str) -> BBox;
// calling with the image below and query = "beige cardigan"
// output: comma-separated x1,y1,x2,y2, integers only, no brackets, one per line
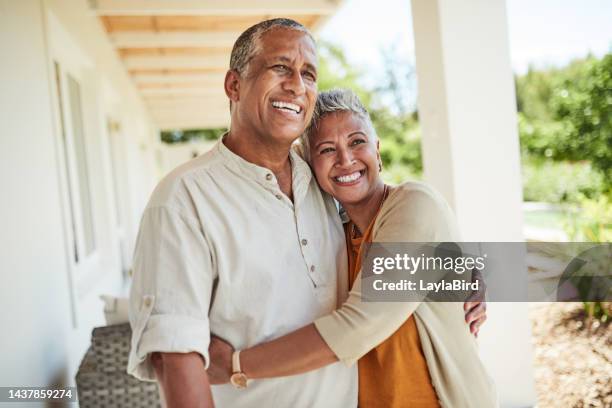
314,181,498,408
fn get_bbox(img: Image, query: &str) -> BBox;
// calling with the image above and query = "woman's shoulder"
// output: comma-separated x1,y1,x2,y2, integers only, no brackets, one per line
374,181,459,242
385,181,450,214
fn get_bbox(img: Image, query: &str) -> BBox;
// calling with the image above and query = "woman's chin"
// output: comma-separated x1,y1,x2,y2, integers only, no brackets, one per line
332,191,368,207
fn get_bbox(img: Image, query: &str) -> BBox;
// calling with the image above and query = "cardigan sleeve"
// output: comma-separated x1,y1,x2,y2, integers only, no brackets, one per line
314,182,460,365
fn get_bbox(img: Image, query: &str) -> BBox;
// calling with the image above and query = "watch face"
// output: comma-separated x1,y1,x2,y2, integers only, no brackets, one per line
230,373,248,389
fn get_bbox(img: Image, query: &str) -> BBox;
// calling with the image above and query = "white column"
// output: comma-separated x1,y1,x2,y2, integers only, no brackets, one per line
411,0,536,406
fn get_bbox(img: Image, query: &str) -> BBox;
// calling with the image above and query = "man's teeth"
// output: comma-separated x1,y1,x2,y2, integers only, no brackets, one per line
272,101,301,113
335,171,362,183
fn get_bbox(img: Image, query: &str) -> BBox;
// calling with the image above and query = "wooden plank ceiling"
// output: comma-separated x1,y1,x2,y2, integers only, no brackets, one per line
92,1,340,130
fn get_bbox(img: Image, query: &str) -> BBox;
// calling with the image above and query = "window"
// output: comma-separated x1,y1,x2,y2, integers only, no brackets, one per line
54,61,96,262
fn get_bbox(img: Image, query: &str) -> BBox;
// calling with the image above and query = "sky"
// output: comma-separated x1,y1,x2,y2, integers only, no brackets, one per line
318,0,612,86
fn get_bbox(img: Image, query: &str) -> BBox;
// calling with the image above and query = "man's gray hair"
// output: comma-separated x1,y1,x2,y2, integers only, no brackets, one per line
230,18,313,76
300,88,377,162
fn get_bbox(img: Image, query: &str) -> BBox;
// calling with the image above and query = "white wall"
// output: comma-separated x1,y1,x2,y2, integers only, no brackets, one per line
0,0,158,390
0,0,74,387
157,140,216,178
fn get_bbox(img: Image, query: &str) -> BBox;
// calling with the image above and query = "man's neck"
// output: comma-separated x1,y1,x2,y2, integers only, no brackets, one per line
224,129,292,174
223,129,294,200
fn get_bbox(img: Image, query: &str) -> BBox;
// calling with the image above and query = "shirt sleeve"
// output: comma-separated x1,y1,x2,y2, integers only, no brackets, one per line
314,183,460,365
127,205,215,381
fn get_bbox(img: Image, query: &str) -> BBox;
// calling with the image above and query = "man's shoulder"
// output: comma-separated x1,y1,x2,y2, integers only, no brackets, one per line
147,145,223,210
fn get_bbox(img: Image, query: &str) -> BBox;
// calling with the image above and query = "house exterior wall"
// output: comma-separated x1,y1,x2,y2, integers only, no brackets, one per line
0,0,158,388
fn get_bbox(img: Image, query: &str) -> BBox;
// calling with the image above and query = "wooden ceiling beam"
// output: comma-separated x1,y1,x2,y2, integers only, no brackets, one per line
123,55,228,70
90,0,340,16
110,31,239,48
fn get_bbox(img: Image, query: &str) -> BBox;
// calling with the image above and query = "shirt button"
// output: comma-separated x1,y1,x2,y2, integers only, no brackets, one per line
310,265,316,272
275,194,282,200
266,173,273,181
301,238,308,246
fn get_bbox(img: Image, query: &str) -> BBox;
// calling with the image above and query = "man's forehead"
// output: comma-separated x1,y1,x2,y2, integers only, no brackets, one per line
258,28,316,56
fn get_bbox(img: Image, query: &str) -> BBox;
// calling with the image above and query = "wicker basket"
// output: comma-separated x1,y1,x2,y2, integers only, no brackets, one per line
76,323,161,407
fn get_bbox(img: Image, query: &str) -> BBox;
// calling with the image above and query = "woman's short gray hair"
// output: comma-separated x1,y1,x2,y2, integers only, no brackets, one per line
300,88,376,162
230,18,312,76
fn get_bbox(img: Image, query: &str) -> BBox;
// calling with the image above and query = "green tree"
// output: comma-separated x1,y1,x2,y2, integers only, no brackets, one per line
516,53,611,196
317,41,423,178
550,54,612,182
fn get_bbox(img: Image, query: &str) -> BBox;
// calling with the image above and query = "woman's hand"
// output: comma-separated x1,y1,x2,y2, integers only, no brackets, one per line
207,335,234,384
464,269,487,337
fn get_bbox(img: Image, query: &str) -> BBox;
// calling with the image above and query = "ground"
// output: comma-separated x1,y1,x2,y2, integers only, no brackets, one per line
529,302,611,407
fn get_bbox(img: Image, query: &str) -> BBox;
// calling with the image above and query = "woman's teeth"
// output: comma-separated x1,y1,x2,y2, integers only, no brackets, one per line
335,171,362,183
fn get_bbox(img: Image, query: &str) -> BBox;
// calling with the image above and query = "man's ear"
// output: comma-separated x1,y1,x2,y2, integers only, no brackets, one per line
224,70,240,102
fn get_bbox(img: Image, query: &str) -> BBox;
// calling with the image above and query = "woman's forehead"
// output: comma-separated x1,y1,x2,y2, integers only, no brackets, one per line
313,112,372,139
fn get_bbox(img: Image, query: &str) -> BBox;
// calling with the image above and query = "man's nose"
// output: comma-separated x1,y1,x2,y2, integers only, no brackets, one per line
283,71,306,95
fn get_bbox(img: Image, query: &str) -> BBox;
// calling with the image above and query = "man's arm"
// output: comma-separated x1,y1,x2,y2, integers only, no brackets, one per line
152,352,214,408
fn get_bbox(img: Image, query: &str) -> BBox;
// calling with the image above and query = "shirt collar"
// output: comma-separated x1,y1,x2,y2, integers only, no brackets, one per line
215,136,313,201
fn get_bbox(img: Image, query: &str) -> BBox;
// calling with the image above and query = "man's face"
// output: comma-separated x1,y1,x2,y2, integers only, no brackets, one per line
232,28,318,146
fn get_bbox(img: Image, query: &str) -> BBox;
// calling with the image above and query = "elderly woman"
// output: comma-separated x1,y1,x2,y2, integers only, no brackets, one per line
208,89,497,408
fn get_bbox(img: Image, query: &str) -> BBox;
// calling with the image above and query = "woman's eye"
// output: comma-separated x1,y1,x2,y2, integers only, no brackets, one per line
302,71,316,82
319,147,334,154
351,139,366,146
273,65,290,73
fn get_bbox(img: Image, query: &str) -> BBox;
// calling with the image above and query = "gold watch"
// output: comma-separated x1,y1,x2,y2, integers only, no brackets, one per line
230,350,248,389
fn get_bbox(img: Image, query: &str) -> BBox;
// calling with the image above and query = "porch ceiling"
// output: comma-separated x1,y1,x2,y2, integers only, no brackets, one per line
91,0,341,130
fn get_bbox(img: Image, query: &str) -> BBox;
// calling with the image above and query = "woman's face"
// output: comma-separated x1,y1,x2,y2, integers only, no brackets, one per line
309,111,382,206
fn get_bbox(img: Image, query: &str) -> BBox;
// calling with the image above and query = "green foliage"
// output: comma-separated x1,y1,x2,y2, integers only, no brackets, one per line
522,155,606,203
516,53,612,191
564,195,612,242
161,128,227,144
550,54,612,181
562,195,612,322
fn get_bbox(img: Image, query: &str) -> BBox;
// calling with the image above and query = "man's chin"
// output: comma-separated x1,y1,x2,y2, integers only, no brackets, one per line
269,126,305,144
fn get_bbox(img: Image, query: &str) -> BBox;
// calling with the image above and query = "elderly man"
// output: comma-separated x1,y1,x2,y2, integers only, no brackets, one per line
127,18,485,407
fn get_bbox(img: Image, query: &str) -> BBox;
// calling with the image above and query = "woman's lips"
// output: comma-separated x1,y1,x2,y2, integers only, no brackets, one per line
333,170,365,185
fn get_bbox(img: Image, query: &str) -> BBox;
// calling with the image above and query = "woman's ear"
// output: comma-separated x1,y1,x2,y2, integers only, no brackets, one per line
224,70,240,102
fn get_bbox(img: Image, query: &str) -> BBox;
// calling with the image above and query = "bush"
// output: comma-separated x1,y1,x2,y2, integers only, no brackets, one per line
563,195,612,322
522,156,606,203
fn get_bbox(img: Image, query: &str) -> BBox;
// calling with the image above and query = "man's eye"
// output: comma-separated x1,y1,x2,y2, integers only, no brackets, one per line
351,139,366,146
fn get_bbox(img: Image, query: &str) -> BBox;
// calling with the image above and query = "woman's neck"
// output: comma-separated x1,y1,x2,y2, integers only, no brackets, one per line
342,182,387,236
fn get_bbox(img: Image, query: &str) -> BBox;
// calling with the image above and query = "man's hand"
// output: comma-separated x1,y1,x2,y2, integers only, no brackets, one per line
207,336,234,384
463,269,487,337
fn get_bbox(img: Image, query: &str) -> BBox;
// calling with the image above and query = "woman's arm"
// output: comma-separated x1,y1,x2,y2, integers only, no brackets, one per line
242,324,337,378
207,324,336,383
207,184,486,382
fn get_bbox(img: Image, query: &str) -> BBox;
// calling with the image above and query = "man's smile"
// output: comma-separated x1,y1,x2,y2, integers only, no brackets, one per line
271,100,303,114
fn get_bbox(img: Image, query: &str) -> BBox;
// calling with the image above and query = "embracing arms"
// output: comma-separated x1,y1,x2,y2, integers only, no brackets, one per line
207,183,487,382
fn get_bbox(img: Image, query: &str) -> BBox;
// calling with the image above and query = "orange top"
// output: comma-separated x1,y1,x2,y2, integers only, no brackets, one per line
345,205,439,408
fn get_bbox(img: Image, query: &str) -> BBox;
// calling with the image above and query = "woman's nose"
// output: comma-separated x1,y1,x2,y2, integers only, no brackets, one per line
335,148,355,167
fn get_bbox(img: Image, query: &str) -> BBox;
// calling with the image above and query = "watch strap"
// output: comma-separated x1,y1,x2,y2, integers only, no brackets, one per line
232,350,242,374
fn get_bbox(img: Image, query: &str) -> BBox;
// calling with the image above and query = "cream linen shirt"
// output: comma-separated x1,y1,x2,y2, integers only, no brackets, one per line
127,140,357,407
